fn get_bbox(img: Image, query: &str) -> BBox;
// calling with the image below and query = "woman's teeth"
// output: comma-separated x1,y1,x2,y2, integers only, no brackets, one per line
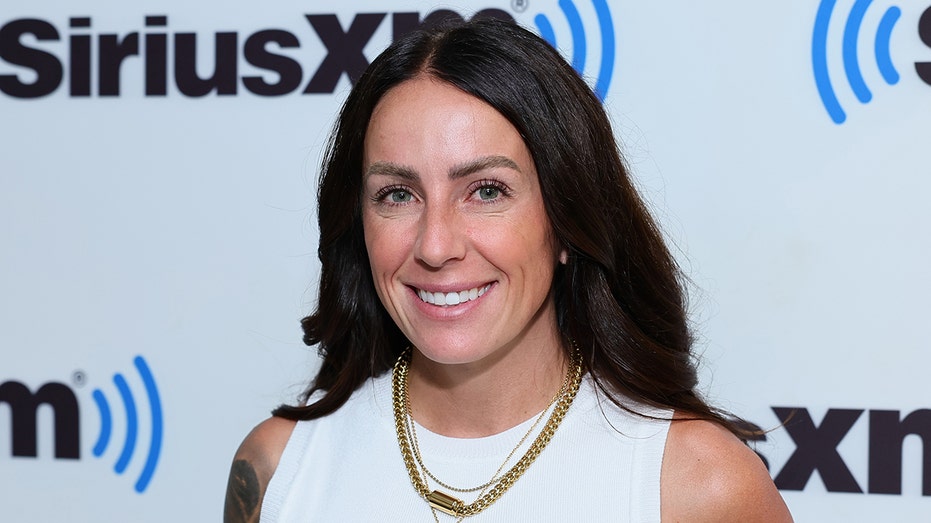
418,284,490,306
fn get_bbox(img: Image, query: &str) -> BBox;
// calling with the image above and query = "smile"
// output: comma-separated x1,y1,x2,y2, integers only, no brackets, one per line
416,284,491,307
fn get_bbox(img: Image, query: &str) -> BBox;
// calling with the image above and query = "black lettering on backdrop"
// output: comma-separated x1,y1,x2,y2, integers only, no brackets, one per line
175,32,238,96
772,407,864,493
869,409,931,495
0,9,519,98
98,32,138,96
145,16,168,96
0,19,63,98
203,8,514,96
390,13,420,42
916,6,931,86
243,30,302,96
0,381,80,459
303,13,385,94
69,17,91,96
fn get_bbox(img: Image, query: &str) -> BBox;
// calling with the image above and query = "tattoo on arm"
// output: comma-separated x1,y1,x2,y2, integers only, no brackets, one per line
224,459,261,523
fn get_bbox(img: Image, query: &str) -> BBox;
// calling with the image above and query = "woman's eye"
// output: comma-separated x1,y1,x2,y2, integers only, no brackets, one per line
371,186,415,205
389,189,413,203
476,186,501,201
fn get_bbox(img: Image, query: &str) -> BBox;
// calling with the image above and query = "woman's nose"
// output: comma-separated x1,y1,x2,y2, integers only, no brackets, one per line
413,204,467,268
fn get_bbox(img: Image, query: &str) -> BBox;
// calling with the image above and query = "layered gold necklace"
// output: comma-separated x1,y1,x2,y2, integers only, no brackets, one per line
392,344,583,519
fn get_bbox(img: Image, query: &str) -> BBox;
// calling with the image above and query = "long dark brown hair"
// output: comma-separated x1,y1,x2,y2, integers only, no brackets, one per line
274,18,746,436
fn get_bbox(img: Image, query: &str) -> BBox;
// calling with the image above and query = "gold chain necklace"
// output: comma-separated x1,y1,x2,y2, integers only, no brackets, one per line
392,344,583,519
408,372,569,523
404,369,566,495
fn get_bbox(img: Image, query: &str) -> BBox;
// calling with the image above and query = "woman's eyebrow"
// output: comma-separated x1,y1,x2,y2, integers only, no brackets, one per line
449,155,521,180
365,156,521,182
364,162,418,181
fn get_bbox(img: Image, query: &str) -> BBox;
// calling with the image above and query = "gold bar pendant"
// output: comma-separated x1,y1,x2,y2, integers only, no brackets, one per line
427,490,462,516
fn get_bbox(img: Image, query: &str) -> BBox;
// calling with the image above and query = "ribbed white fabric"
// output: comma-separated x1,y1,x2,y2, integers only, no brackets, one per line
261,372,671,522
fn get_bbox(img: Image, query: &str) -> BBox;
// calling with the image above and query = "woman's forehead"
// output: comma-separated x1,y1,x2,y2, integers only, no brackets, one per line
362,77,531,173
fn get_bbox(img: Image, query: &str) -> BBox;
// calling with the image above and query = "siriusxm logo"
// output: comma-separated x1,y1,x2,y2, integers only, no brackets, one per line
812,1,931,123
0,10,512,98
0,4,618,101
0,355,163,493
525,0,615,100
91,356,163,493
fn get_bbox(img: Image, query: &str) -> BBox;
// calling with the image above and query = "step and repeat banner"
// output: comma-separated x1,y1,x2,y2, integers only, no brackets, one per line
2,0,928,520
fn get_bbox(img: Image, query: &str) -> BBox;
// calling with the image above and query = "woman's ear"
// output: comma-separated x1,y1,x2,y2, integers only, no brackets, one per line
559,249,568,265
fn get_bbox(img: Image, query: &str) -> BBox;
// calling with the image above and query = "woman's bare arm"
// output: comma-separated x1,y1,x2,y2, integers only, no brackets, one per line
223,417,296,523
661,417,793,522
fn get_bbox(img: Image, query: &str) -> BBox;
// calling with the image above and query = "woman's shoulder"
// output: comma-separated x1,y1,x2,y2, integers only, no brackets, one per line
223,416,297,523
660,415,793,522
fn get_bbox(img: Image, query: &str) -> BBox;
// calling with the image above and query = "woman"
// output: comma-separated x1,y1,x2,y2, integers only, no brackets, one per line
225,19,792,522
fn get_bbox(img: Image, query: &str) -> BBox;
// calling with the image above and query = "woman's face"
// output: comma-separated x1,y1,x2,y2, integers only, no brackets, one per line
361,77,561,366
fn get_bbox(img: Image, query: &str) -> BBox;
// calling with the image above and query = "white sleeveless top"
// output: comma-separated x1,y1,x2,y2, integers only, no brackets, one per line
261,373,671,522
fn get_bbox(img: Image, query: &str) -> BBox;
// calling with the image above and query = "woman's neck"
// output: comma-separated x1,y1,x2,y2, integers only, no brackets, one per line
406,333,569,438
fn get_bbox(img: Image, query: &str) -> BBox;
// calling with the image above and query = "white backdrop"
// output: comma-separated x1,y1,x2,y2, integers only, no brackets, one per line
2,1,929,521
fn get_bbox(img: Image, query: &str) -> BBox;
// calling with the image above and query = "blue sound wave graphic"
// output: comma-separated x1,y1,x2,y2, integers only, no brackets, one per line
534,0,615,101
91,356,163,493
813,0,901,124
